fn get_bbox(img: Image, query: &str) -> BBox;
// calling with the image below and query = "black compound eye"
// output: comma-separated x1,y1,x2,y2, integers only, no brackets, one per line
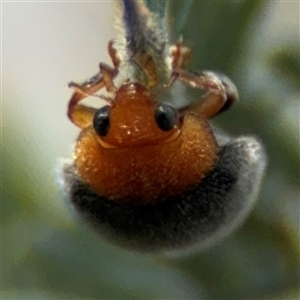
93,105,111,137
155,103,178,132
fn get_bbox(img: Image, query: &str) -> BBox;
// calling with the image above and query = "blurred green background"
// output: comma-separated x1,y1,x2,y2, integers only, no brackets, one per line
2,0,299,299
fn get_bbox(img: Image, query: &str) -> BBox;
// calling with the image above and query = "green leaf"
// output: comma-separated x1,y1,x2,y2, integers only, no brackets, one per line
170,0,268,71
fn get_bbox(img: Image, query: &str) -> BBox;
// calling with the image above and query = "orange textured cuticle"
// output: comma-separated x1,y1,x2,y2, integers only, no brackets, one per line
101,83,179,148
74,109,219,204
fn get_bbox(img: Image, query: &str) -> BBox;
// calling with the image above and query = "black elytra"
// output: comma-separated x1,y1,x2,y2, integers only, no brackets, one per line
61,132,266,254
93,105,111,137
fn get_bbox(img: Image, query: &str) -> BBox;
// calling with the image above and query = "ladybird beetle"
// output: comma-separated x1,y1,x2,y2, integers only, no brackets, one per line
61,0,266,253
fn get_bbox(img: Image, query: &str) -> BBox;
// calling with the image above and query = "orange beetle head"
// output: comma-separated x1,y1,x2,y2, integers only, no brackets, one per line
94,82,180,148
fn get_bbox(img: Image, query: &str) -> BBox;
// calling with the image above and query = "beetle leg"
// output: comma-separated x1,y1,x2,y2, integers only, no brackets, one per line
108,40,121,69
175,70,238,119
170,41,191,70
67,43,119,128
67,91,98,129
